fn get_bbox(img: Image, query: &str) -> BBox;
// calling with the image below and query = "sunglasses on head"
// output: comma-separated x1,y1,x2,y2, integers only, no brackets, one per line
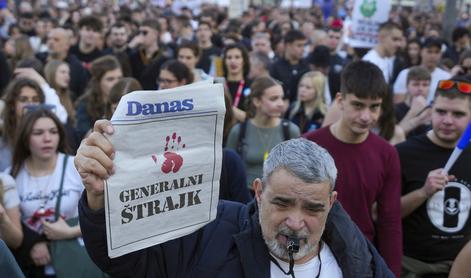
437,80,471,94
23,104,56,114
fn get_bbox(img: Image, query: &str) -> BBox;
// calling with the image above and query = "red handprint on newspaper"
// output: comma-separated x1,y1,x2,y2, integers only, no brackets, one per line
152,132,186,174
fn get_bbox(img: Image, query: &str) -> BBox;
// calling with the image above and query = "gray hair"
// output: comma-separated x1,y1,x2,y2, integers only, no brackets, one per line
262,138,337,190
249,51,270,69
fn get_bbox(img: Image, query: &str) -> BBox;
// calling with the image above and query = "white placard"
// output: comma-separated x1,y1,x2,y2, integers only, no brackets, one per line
349,0,391,48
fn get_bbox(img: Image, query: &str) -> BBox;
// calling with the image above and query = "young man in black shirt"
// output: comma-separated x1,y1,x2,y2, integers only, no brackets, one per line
397,77,471,277
269,30,310,103
69,15,105,70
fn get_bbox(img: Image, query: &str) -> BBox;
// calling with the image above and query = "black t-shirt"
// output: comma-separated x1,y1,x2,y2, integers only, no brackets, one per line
226,80,251,111
69,45,105,69
269,57,310,102
396,134,471,262
197,46,222,74
394,102,431,138
287,104,324,134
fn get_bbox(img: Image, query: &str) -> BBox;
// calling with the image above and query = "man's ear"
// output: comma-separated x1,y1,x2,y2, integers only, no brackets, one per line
253,178,263,203
329,191,337,209
336,92,345,111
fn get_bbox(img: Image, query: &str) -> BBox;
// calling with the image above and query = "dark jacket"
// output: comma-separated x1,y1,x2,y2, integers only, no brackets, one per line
79,194,393,278
219,149,252,204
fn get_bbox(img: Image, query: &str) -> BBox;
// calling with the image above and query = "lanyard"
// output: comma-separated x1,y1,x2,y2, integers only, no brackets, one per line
228,80,245,108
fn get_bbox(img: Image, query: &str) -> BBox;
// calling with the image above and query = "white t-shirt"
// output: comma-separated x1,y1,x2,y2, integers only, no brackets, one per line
393,67,451,103
270,241,343,278
9,153,83,233
362,49,395,83
0,172,20,209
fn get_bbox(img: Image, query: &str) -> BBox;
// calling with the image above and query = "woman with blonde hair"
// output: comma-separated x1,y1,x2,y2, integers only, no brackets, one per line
287,71,327,133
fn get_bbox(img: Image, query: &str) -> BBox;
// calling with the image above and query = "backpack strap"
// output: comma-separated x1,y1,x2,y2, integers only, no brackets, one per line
54,155,69,221
236,120,248,157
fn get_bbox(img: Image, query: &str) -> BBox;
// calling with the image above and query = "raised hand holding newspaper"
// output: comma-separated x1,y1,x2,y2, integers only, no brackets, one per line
104,82,225,258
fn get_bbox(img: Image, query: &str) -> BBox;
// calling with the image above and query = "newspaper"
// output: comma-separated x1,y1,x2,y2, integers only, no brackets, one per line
104,81,225,258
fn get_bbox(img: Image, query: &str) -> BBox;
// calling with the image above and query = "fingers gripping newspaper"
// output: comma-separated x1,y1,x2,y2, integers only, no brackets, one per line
105,81,225,258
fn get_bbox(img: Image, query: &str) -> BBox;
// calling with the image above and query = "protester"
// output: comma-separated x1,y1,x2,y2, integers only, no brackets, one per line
449,240,471,278
287,71,327,133
129,19,168,90
8,108,83,278
105,77,143,119
226,76,300,189
176,41,209,82
304,61,402,276
195,20,222,74
0,173,22,248
222,44,251,122
75,132,393,277
395,66,432,137
75,55,122,140
0,74,67,171
248,51,271,80
157,59,194,90
394,37,451,103
397,77,471,277
362,21,404,85
269,30,309,102
69,15,105,69
36,27,89,100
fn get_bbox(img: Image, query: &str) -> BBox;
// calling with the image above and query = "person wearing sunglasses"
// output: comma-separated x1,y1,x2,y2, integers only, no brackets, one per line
397,77,471,277
128,19,170,90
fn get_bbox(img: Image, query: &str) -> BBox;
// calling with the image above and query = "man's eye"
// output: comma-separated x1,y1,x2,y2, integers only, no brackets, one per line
272,201,288,208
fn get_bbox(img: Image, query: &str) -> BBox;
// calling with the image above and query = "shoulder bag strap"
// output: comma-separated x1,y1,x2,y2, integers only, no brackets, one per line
54,155,69,221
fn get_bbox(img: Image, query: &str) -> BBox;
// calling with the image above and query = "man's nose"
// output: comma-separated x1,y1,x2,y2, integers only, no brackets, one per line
359,109,371,122
443,113,454,124
285,212,306,231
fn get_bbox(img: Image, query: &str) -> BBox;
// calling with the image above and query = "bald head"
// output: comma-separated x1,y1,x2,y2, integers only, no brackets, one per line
47,28,71,58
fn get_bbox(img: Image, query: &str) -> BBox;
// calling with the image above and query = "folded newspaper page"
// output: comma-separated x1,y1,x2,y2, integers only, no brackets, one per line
104,82,225,258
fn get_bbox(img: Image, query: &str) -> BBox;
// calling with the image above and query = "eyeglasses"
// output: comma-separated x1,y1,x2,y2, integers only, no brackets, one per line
139,30,149,36
437,80,471,94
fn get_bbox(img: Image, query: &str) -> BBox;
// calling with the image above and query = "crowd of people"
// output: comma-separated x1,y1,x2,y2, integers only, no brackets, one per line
1,0,471,277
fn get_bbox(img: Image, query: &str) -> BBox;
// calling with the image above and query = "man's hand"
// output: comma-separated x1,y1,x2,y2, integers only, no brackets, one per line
74,120,115,210
420,169,455,198
30,242,51,266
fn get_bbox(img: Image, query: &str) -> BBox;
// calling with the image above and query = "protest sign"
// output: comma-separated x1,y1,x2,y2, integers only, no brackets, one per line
349,0,391,48
104,82,225,258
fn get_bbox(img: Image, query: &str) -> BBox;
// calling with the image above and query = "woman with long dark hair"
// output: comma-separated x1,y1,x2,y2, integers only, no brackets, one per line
75,55,122,140
222,44,251,122
9,108,83,277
